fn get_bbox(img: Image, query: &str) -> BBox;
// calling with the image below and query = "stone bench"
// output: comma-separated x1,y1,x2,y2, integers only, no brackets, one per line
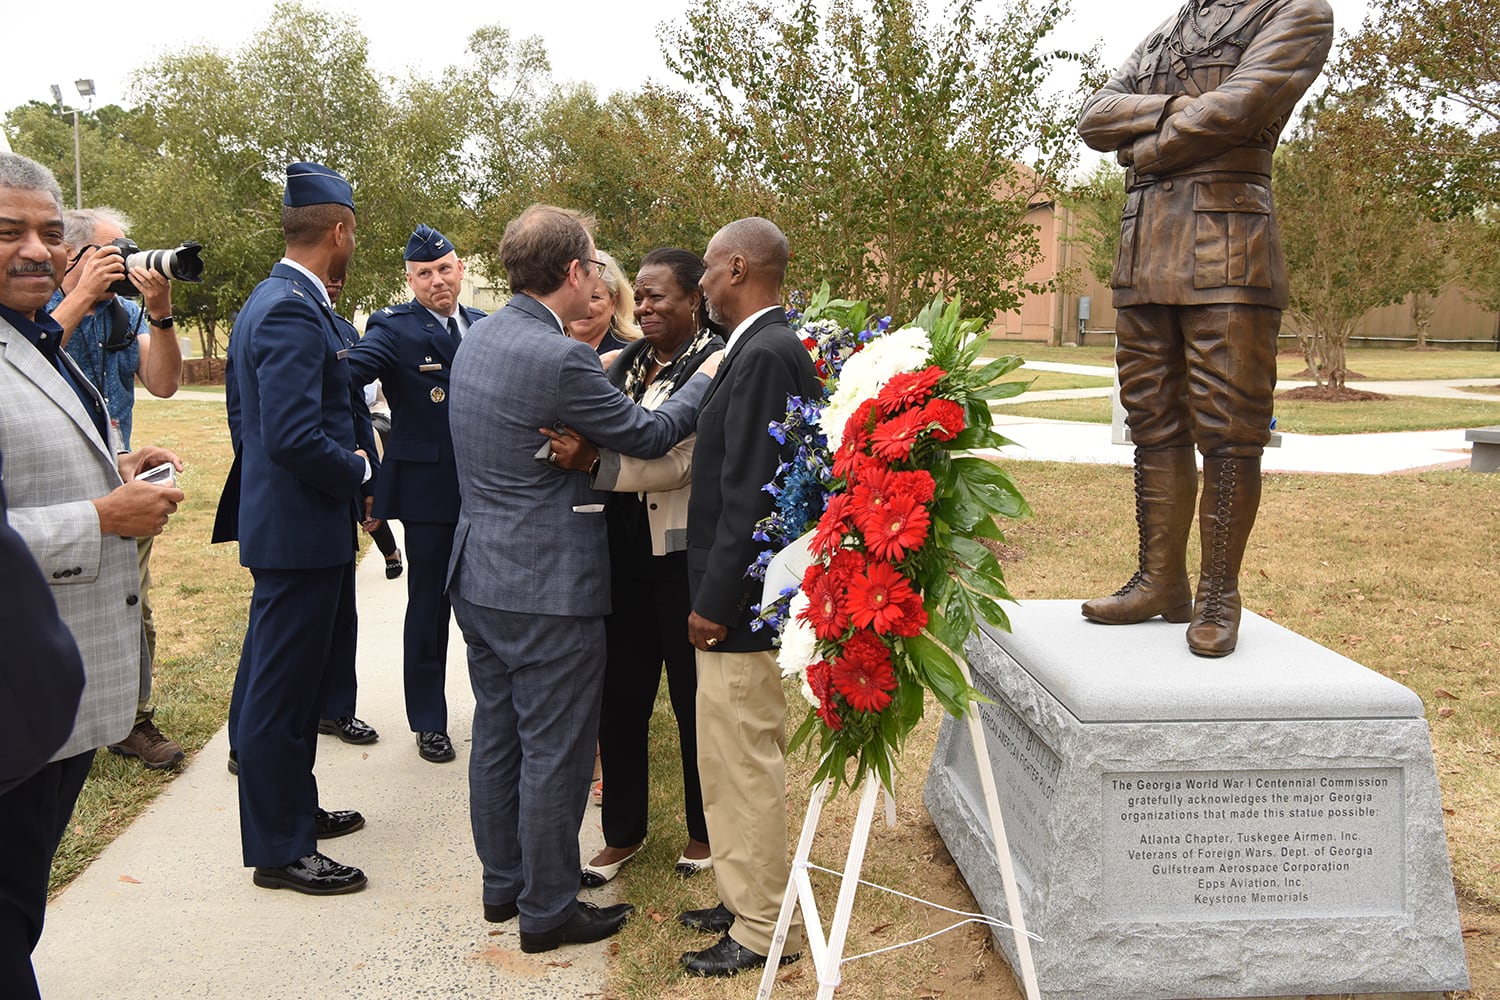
1466,426,1500,473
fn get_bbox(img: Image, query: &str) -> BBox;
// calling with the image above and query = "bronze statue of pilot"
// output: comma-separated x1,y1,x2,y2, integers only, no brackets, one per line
1077,0,1333,656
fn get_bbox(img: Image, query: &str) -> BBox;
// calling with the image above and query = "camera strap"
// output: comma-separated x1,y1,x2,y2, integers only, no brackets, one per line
103,299,139,353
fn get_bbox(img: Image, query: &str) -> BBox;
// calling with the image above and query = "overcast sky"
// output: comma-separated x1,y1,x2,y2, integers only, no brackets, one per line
5,0,1371,122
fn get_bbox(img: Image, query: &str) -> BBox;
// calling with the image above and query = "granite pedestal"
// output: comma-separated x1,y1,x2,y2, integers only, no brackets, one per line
923,600,1468,1000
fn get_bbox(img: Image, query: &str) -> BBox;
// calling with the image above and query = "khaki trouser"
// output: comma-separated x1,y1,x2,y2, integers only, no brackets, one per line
695,647,804,955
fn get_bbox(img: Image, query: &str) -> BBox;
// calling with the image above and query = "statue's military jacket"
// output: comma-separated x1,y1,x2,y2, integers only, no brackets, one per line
1078,0,1333,309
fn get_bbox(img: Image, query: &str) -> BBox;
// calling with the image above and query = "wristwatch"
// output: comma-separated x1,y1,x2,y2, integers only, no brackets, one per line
588,456,601,477
148,315,174,329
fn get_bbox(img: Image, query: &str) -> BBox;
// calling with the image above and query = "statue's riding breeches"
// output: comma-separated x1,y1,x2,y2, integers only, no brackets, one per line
1116,303,1280,457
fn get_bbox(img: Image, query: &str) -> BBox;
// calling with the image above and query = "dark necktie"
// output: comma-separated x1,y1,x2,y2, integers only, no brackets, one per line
447,316,461,344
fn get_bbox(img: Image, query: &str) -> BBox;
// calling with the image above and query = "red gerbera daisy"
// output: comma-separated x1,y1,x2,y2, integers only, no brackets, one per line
848,560,926,635
811,492,853,556
830,630,898,713
875,366,946,417
839,399,880,456
855,492,931,562
851,468,935,514
832,443,882,483
869,408,928,462
799,563,851,640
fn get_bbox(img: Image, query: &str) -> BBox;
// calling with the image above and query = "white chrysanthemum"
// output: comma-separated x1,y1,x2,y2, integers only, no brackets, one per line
820,326,932,451
778,591,819,683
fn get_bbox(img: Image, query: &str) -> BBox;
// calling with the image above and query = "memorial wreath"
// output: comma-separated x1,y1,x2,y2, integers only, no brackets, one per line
752,286,1032,793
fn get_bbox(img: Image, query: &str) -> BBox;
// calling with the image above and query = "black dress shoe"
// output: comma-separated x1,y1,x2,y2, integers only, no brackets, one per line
315,808,365,839
416,730,456,763
678,901,734,934
483,900,519,922
252,852,367,895
318,716,378,745
681,933,800,977
518,900,634,953
227,749,238,776
385,549,403,579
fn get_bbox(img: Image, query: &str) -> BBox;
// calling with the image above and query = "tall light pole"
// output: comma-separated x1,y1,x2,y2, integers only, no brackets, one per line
50,79,94,209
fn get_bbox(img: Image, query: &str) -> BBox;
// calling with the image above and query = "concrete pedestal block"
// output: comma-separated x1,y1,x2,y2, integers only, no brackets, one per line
923,600,1468,1000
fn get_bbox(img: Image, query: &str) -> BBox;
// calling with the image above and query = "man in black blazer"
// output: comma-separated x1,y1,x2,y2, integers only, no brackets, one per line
347,225,484,764
680,218,818,977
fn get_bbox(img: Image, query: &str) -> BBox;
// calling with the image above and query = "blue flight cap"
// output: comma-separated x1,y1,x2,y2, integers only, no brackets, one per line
404,224,454,262
283,161,355,212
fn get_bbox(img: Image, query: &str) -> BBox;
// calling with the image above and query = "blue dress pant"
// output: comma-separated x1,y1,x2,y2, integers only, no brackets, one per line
401,520,457,732
231,563,356,867
451,593,603,935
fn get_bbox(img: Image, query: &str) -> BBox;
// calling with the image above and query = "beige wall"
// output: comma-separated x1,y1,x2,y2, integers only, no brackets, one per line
990,202,1500,349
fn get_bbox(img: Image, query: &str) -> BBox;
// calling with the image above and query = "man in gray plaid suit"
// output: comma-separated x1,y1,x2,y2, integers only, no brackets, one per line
447,204,719,953
0,152,184,1000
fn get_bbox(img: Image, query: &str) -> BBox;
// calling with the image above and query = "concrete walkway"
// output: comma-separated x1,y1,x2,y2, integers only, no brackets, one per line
1004,361,1488,474
34,524,619,1000
1020,359,1500,402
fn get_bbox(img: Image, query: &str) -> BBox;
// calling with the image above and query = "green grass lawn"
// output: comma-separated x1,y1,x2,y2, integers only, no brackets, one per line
983,339,1500,382
1282,348,1500,382
1001,370,1114,392
999,393,1500,434
984,340,1114,365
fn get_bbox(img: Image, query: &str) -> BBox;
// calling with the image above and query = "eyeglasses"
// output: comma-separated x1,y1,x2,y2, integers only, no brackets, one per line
579,258,606,278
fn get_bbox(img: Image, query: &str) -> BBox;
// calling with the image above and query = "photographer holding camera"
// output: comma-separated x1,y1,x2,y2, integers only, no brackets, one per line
46,207,186,771
50,208,184,446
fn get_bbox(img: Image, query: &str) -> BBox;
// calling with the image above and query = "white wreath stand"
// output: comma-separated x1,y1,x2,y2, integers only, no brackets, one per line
756,659,1043,1000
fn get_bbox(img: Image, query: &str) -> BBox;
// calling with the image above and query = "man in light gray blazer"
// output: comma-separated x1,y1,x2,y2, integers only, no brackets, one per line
447,204,719,953
0,152,184,1000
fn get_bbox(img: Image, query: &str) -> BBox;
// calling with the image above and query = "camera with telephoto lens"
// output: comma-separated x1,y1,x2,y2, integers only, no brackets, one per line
107,238,205,296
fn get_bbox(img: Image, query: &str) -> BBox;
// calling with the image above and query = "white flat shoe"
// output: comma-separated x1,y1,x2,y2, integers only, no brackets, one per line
581,843,643,888
674,853,713,878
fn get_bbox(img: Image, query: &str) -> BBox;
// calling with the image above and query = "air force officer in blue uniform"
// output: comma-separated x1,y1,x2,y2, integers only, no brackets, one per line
346,225,482,764
217,163,369,895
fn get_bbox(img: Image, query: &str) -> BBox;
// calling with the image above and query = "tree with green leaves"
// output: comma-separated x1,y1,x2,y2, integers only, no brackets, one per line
469,82,768,278
1337,0,1499,314
1274,96,1451,388
1339,0,1498,208
133,2,485,321
1060,157,1125,286
665,0,1094,320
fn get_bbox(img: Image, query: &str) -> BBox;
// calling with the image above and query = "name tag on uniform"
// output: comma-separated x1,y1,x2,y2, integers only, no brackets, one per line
572,504,605,514
336,349,349,359
419,363,443,372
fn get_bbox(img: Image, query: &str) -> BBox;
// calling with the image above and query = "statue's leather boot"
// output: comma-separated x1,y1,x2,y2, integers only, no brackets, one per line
1082,446,1196,625
1187,455,1262,657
